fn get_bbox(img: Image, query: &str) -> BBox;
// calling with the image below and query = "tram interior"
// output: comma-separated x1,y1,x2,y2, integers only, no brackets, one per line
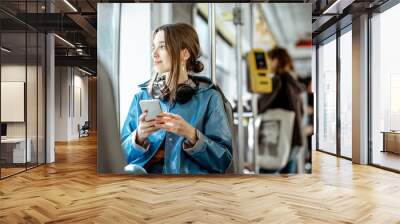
97,3,312,174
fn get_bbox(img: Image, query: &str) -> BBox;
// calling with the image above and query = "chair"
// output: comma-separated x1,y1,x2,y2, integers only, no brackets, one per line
78,121,90,138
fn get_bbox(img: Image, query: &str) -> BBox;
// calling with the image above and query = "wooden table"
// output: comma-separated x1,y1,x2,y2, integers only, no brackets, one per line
1,138,31,164
381,131,400,154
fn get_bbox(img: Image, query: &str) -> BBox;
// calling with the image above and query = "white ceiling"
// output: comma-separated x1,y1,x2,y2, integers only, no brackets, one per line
261,3,312,57
197,3,312,77
263,3,312,46
261,3,312,76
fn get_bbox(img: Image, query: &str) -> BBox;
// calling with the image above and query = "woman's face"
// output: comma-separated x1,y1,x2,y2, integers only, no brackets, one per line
152,30,171,74
267,57,278,74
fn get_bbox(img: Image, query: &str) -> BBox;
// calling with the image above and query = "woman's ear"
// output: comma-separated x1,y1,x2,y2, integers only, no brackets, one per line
180,48,190,61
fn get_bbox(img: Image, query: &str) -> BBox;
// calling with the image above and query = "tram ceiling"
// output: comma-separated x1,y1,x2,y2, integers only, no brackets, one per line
261,3,311,58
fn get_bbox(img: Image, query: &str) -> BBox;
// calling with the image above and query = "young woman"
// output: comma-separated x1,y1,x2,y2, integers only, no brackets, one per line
258,47,304,174
120,23,233,174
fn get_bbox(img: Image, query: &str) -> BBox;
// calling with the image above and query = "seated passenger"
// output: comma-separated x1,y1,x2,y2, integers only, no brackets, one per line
120,23,233,174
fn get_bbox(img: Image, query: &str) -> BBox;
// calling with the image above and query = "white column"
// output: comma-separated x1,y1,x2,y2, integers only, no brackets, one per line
352,14,369,164
46,32,55,163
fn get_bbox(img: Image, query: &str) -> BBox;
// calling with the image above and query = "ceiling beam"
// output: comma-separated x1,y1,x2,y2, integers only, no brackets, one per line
55,55,96,71
67,13,97,46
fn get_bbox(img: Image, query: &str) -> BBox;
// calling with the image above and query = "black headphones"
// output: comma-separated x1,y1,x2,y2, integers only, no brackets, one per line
152,74,198,104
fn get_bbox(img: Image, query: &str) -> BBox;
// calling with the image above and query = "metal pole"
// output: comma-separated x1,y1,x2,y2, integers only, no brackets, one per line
234,4,244,173
208,3,216,84
249,3,259,174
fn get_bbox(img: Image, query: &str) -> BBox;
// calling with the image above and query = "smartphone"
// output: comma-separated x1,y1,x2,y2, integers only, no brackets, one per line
139,99,162,121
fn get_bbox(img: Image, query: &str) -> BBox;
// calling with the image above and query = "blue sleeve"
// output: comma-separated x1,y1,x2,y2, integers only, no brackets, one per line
120,92,148,163
182,91,233,173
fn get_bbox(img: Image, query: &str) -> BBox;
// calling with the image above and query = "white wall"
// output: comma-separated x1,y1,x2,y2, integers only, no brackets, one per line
1,66,26,131
55,67,68,141
1,65,34,138
1,64,46,163
72,74,89,138
55,67,89,141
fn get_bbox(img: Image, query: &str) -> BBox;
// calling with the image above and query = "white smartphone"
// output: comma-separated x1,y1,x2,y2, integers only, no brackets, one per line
139,99,162,121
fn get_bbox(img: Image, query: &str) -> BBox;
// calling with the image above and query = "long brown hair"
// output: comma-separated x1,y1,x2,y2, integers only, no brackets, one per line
267,47,294,75
152,23,204,102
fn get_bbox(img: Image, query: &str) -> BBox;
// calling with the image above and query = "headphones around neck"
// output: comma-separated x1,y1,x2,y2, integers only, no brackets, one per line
173,81,197,104
152,74,198,104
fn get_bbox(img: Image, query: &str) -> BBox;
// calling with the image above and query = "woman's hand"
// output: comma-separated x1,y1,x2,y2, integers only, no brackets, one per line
154,112,197,145
136,111,160,145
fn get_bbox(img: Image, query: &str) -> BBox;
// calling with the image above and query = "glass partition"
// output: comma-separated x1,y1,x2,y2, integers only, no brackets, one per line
27,30,38,169
1,30,28,177
0,1,46,179
317,36,337,154
371,4,400,171
339,29,352,158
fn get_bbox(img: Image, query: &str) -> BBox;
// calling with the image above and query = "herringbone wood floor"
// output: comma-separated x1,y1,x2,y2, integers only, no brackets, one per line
1,134,400,224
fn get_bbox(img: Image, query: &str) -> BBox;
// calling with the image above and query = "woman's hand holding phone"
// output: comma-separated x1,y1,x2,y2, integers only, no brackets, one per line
136,110,160,145
154,112,197,145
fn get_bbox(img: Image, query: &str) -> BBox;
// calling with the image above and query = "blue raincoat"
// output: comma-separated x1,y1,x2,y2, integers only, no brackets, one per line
120,76,233,174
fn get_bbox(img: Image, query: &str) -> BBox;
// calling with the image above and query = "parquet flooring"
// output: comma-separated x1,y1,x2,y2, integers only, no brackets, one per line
1,167,26,178
1,134,400,223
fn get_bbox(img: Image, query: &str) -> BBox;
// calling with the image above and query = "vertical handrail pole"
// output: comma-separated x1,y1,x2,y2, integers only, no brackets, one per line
234,4,244,173
208,3,216,84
